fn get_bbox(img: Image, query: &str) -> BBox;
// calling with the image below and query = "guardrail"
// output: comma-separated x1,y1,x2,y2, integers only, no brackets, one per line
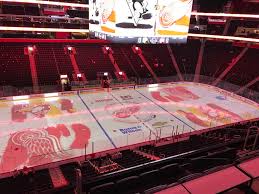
1,75,258,102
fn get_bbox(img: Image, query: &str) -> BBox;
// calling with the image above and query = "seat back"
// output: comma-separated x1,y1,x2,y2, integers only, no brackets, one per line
116,176,139,193
139,170,159,184
143,184,167,194
89,182,115,194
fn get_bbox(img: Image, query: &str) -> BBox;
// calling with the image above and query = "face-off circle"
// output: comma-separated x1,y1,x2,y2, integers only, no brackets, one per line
105,101,156,123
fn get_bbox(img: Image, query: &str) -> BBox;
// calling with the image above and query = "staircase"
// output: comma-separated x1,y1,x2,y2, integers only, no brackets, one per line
134,149,161,161
49,167,68,188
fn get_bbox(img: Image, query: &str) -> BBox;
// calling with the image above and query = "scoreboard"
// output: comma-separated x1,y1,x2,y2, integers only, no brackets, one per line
89,0,193,44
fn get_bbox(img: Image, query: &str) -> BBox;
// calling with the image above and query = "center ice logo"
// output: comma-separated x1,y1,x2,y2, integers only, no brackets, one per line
120,95,134,100
105,102,156,123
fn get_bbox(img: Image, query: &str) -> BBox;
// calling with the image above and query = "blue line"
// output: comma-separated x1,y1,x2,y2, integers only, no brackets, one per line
78,93,117,148
135,90,196,131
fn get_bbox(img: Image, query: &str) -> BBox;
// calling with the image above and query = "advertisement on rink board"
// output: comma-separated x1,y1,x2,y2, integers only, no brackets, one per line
89,0,193,43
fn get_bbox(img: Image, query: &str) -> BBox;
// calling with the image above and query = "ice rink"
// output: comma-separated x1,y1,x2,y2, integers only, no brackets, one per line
0,82,258,174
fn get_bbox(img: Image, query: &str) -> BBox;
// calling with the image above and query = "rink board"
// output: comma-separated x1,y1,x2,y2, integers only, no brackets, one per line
0,82,258,174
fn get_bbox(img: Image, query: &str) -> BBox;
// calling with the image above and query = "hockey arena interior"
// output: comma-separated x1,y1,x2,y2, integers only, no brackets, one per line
0,0,259,194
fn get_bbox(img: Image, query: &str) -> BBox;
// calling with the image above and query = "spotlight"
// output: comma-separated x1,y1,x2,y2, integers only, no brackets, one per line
60,74,68,79
28,46,34,51
67,46,72,51
118,71,123,76
105,46,110,51
132,46,142,54
77,73,82,78
104,72,108,76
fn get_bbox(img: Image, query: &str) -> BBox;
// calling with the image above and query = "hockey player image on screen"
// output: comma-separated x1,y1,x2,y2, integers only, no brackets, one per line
156,0,193,36
100,0,116,33
116,0,155,28
126,0,152,26
89,0,116,34
115,0,193,38
115,0,157,36
89,0,100,25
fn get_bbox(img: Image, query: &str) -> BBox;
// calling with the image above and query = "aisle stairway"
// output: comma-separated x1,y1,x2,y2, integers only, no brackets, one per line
49,167,68,188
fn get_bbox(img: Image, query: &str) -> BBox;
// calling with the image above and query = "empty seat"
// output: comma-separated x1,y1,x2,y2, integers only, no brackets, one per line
0,44,32,87
75,45,115,80
143,184,167,194
251,178,259,194
116,176,139,194
140,44,175,77
122,46,149,78
222,188,245,194
112,150,151,168
139,169,160,190
178,173,203,183
207,147,237,160
190,157,230,172
89,182,116,194
159,163,180,183
203,164,232,174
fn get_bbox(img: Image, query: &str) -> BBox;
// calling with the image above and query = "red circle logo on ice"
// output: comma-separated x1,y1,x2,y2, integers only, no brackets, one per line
113,105,141,118
105,102,156,123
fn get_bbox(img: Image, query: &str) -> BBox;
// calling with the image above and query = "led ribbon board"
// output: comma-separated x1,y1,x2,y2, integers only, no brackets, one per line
89,0,193,43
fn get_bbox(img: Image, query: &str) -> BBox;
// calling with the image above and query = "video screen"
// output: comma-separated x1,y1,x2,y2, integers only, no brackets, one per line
89,0,193,44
